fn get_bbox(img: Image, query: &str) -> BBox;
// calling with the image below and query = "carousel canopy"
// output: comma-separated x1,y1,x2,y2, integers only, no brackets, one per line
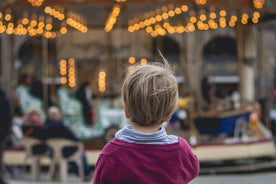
0,0,275,38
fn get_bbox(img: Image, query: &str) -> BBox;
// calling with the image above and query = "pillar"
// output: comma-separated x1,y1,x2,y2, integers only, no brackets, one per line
236,25,257,103
0,34,13,90
184,31,203,111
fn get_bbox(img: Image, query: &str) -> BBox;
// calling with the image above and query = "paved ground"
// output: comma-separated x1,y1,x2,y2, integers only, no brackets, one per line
5,171,276,184
191,172,276,184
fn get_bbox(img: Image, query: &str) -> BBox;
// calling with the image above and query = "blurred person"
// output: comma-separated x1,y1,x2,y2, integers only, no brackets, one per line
76,81,94,125
30,75,43,101
16,73,45,120
44,106,92,180
24,106,92,180
201,76,212,106
17,73,32,88
93,56,199,183
0,86,13,184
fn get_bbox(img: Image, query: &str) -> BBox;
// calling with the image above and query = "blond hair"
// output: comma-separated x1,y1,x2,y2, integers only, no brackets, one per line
122,58,178,127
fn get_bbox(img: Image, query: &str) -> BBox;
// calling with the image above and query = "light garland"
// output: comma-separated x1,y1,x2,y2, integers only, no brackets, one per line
195,0,207,5
44,6,65,21
105,4,121,32
98,71,106,92
66,11,88,33
59,58,77,88
128,4,189,33
0,10,59,38
28,0,44,7
253,0,265,9
0,3,88,38
128,3,262,37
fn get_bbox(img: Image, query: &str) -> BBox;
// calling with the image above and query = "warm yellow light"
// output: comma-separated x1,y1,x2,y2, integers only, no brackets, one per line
44,6,51,13
98,71,106,92
252,17,259,24
140,58,148,65
253,0,265,9
229,21,235,27
60,59,67,65
219,22,226,28
68,58,75,65
22,18,29,25
190,16,197,23
60,77,67,84
155,15,162,22
175,7,181,14
253,12,260,18
128,57,136,64
99,71,106,78
196,0,207,5
181,5,188,12
30,20,37,27
162,13,169,20
168,10,175,17
149,17,156,24
242,13,249,20
60,27,67,34
0,25,6,33
209,12,216,19
145,26,153,33
45,24,52,30
231,15,238,22
5,14,12,21
199,14,207,21
176,26,184,33
187,23,195,32
197,21,204,30
203,23,209,30
219,10,227,17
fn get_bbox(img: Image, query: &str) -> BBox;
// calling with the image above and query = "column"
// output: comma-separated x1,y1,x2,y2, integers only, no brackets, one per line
236,25,257,103
184,31,203,111
1,34,13,90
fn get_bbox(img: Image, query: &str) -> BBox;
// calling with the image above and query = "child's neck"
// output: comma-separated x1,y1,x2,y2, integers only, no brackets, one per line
131,123,162,133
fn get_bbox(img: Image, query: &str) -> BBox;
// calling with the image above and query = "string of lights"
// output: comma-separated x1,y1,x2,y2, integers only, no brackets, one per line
128,2,263,37
59,58,77,88
0,0,88,39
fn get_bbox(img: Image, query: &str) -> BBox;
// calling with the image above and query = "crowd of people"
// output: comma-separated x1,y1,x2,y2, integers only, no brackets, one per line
0,74,95,183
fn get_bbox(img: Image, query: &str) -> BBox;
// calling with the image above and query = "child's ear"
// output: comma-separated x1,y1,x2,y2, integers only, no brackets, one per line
164,115,171,122
124,107,130,119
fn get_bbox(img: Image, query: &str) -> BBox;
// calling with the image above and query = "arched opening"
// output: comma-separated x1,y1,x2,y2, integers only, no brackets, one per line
16,37,57,107
152,36,180,64
17,37,57,77
202,36,238,99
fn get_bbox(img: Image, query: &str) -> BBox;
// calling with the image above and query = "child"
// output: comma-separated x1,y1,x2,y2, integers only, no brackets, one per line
93,57,199,184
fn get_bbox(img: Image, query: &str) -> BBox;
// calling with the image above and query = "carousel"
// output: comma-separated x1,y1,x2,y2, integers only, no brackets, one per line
1,0,276,172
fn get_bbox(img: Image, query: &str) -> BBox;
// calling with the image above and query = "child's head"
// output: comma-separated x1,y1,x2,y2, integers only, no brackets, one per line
122,58,178,127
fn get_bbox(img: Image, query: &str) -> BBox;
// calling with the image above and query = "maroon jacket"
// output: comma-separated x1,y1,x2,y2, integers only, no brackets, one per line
93,137,199,184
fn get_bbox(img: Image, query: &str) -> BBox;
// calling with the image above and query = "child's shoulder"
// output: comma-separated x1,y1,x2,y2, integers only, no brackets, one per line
178,137,193,148
100,139,123,155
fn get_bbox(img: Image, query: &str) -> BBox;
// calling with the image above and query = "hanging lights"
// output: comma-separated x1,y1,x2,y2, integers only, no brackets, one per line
128,3,263,37
0,1,88,39
105,4,121,32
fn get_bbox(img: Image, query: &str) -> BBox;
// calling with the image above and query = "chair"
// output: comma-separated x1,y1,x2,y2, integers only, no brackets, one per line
21,137,48,180
46,138,84,183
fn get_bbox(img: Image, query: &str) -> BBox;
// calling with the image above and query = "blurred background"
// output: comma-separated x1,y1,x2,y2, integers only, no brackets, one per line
0,0,276,183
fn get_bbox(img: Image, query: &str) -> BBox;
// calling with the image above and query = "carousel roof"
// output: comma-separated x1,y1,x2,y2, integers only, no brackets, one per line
0,0,275,38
